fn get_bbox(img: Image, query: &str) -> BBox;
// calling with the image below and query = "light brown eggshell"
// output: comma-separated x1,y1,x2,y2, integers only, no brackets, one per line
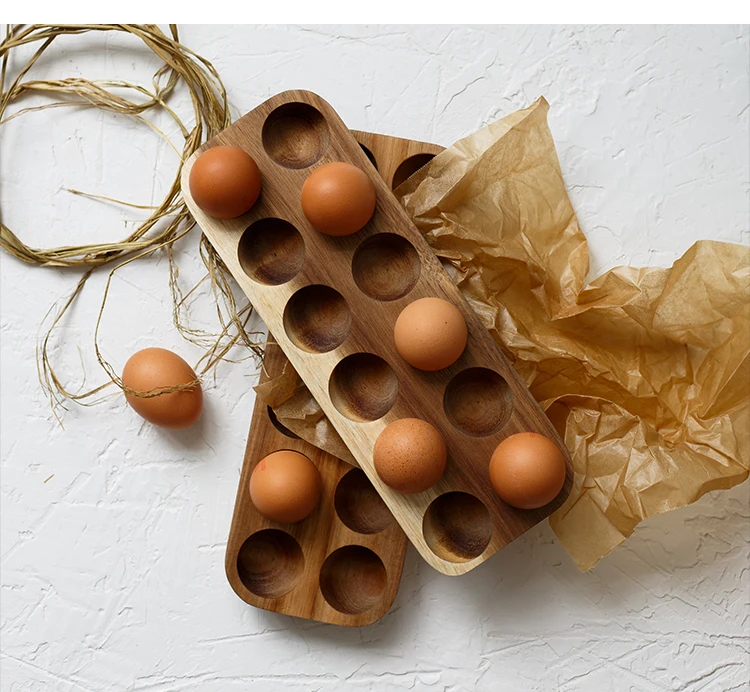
394,297,468,371
489,432,566,509
122,348,203,429
373,418,447,494
189,145,261,219
301,162,376,236
249,450,322,524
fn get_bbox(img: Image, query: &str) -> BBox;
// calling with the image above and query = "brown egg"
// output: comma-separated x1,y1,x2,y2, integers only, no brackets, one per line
373,418,447,494
189,145,261,219
394,297,468,371
249,450,322,523
301,162,376,236
122,348,203,429
489,432,566,509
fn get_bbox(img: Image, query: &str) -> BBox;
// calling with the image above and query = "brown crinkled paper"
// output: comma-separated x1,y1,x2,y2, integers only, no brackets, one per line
256,97,749,571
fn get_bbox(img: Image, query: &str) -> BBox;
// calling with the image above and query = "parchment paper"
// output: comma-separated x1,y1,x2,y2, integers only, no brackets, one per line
256,97,749,570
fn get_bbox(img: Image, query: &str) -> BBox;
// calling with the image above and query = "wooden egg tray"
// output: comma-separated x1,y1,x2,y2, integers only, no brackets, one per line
226,338,408,626
185,90,574,576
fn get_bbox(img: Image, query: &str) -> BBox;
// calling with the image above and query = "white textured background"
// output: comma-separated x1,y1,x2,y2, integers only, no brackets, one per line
1,25,749,691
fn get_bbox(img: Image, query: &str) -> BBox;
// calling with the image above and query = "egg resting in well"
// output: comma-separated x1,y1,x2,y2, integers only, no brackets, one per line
249,450,322,524
189,145,261,219
394,297,468,371
489,432,566,509
300,162,376,236
373,418,447,494
122,348,203,429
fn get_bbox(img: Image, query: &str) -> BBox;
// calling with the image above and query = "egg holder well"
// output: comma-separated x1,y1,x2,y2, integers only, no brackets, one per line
184,90,574,577
226,337,407,626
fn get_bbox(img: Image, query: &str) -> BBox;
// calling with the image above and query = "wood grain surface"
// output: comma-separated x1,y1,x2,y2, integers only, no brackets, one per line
185,90,573,576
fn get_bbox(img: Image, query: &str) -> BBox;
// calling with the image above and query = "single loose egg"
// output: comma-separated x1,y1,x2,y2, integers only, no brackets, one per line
394,297,468,371
301,161,376,236
249,450,322,523
373,418,447,494
189,145,261,219
489,432,566,509
122,348,203,429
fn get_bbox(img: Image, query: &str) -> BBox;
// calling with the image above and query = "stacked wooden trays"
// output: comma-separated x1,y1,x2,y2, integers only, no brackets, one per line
183,90,573,579
224,130,441,626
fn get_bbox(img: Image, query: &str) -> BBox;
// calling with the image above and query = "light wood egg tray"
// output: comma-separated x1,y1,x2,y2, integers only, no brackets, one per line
226,338,407,626
185,90,573,576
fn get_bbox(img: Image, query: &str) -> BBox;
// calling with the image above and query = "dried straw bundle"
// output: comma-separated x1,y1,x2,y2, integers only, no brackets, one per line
0,24,263,416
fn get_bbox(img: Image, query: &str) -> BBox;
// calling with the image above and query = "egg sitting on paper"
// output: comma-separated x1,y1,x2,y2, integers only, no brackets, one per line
122,348,203,429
